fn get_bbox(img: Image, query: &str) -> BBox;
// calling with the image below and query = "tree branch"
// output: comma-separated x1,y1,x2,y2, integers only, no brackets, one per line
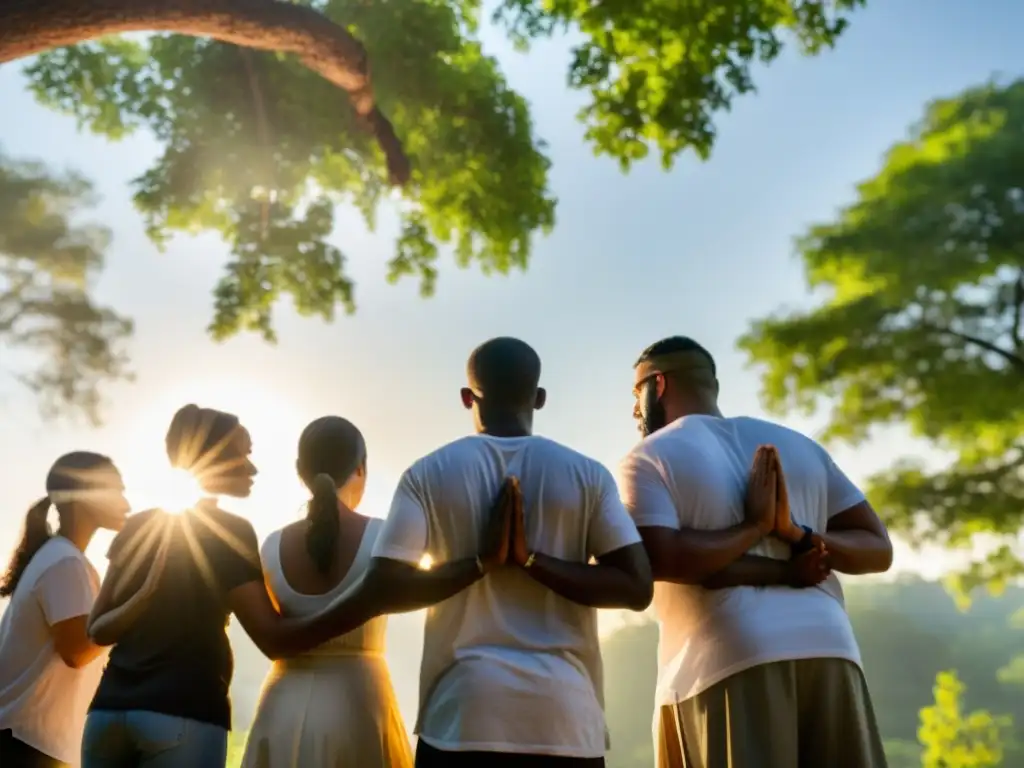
931,326,1024,373
1012,269,1023,352
0,0,410,185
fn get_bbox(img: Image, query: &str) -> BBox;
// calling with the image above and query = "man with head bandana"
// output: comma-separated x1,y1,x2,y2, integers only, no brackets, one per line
617,335,892,768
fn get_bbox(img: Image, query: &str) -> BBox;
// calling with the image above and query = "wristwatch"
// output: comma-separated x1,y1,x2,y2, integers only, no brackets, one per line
790,525,816,555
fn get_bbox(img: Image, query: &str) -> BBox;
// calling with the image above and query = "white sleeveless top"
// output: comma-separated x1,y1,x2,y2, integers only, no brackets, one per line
261,517,387,657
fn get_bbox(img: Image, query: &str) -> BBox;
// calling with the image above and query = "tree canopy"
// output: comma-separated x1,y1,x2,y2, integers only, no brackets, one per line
0,150,132,423
739,78,1024,596
2,0,865,416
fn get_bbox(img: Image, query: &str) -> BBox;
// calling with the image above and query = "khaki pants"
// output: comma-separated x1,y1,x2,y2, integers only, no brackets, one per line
656,658,887,768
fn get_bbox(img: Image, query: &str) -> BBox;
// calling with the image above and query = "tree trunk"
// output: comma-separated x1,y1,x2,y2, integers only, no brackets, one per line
0,0,410,185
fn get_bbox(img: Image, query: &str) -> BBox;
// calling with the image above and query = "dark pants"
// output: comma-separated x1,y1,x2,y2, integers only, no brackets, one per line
0,729,65,768
415,739,605,767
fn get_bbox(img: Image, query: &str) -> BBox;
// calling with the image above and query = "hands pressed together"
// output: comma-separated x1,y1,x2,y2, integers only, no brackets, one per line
479,476,531,574
745,445,831,589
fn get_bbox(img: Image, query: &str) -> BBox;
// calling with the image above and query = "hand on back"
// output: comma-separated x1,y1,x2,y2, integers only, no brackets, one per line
479,476,518,573
745,445,830,587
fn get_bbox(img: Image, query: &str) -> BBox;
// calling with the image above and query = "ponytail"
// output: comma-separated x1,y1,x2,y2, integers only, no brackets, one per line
0,497,53,597
306,473,340,574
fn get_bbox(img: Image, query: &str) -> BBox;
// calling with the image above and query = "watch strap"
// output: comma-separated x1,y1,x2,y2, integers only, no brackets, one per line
790,525,815,555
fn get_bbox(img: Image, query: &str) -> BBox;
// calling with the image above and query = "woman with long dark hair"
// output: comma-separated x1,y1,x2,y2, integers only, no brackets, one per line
0,452,130,768
81,405,379,768
242,416,413,768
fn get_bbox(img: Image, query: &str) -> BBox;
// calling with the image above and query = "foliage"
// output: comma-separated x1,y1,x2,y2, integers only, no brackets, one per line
25,15,555,342
918,671,1012,768
20,0,866,344
494,0,865,167
739,78,1024,594
0,149,132,422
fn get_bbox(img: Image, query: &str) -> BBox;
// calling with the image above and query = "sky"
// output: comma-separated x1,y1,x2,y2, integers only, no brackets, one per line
1,0,1021,716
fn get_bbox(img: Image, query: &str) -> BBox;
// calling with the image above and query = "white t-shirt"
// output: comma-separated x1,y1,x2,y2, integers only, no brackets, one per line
373,434,641,757
0,536,106,765
618,415,866,708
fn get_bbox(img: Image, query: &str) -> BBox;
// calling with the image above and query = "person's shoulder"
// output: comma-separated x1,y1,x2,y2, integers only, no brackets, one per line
119,508,160,538
403,435,491,477
732,416,823,454
526,434,589,462
191,504,259,548
207,505,256,534
30,536,84,573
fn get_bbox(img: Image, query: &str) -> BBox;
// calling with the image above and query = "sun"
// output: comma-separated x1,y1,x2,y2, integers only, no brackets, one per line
114,376,307,534
142,467,205,514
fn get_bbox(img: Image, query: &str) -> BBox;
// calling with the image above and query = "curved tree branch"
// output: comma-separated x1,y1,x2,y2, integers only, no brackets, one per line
0,0,410,185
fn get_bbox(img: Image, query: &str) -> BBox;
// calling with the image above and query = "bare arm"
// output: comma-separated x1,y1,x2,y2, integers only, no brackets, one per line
773,449,893,576
820,502,893,575
622,446,777,585
235,477,516,659
52,615,106,668
701,554,789,589
88,518,173,646
523,543,653,610
87,560,166,646
231,555,488,659
639,523,765,585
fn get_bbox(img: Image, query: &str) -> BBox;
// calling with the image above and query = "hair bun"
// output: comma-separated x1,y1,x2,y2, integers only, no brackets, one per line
165,404,203,469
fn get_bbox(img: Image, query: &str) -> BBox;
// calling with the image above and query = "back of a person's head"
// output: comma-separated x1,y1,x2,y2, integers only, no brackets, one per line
635,336,716,375
466,337,543,408
165,403,240,476
296,416,367,574
1,451,116,597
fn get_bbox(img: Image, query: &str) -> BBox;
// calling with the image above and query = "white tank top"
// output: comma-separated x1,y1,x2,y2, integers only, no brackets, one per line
261,517,387,657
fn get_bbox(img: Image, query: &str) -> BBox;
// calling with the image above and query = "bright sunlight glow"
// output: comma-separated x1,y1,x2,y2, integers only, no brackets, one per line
418,553,434,570
146,467,204,514
115,376,307,536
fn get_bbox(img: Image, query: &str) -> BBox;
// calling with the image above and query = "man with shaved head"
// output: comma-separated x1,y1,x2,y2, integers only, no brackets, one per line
372,336,653,767
618,336,892,768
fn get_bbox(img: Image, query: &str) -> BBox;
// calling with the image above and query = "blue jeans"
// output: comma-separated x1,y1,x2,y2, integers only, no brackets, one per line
81,710,227,768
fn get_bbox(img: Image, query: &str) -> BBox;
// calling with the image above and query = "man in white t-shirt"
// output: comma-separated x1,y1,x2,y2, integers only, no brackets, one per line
618,335,892,768
369,337,653,768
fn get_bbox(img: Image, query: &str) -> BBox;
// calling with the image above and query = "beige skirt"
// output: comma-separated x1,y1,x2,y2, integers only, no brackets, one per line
242,654,414,768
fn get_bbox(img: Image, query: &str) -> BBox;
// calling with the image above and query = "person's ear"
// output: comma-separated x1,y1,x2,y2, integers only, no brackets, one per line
460,388,474,410
534,388,547,411
654,373,667,399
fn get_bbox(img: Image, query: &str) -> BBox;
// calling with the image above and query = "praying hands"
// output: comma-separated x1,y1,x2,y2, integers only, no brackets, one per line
745,445,830,589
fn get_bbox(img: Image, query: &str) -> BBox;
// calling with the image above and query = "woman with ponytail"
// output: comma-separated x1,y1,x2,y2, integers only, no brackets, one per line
83,407,386,768
241,415,413,768
0,452,130,768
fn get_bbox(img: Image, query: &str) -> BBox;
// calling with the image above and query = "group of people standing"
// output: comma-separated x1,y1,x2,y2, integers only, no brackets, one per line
0,335,894,768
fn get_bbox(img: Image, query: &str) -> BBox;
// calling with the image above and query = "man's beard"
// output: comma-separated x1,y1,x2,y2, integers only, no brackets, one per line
639,382,668,437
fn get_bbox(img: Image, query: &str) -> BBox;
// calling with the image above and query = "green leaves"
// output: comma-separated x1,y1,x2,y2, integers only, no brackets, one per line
740,78,1024,597
19,0,864,345
25,0,556,339
494,0,866,168
918,671,1012,768
0,150,133,422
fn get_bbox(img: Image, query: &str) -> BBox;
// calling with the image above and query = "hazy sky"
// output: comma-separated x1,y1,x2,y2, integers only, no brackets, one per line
1,0,1020,626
